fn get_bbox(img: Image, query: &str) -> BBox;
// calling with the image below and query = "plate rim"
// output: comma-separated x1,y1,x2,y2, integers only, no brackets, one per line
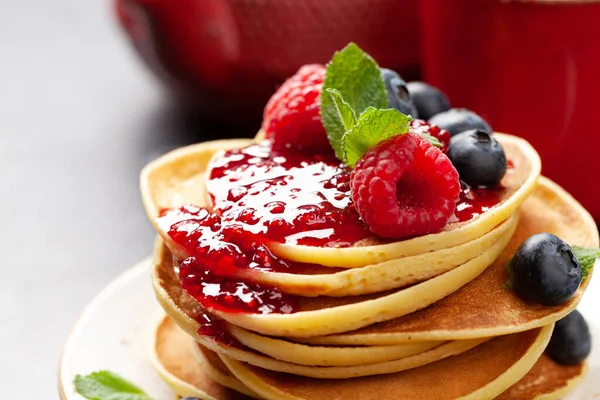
56,255,600,400
57,257,152,400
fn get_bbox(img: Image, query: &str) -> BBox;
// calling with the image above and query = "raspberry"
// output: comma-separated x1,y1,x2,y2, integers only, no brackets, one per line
262,64,330,151
409,119,451,151
351,132,460,239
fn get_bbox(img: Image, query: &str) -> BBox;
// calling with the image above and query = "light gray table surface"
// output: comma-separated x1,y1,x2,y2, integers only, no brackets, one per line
0,1,251,396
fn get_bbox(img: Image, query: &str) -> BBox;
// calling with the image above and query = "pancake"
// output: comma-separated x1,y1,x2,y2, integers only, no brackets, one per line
296,178,598,345
154,313,485,379
158,212,516,298
211,352,587,400
153,179,595,343
220,325,553,400
141,133,541,268
226,324,443,366
150,315,256,400
255,134,539,267
194,339,261,398
193,334,485,378
151,248,449,368
195,344,256,395
153,225,511,337
154,322,586,400
497,354,587,400
153,265,446,367
194,343,264,399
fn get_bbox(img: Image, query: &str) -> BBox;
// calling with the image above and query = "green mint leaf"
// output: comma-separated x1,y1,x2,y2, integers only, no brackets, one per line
572,246,600,280
325,88,357,131
341,107,412,167
321,43,388,159
74,371,152,400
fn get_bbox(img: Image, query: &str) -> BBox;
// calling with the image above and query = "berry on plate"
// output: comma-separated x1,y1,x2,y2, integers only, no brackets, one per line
350,132,460,239
407,81,451,120
509,233,582,306
429,108,492,137
545,310,591,365
381,68,417,117
447,129,507,187
262,64,330,151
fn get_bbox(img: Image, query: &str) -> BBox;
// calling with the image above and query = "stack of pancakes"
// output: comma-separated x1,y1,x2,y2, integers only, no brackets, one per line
141,134,597,400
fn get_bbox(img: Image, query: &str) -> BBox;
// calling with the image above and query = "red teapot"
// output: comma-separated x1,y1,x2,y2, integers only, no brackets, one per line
421,0,600,220
114,0,421,125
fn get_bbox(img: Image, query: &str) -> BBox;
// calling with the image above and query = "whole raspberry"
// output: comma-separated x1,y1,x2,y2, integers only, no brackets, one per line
351,132,460,239
409,119,451,151
262,64,330,151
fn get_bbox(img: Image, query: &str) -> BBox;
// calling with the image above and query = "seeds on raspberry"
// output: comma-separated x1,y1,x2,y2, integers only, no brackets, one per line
262,64,330,151
350,132,460,239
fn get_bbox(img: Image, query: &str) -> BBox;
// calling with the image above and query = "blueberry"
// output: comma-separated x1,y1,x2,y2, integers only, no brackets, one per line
428,108,492,137
509,233,581,306
380,68,417,117
406,81,451,120
546,310,591,365
447,130,507,187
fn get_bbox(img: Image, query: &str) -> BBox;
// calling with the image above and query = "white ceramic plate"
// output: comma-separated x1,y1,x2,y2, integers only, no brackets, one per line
59,259,600,400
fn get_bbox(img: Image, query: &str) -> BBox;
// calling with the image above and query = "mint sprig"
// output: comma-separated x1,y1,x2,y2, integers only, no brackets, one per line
321,43,388,160
326,88,357,131
321,43,438,167
573,246,599,280
74,371,152,400
341,107,412,167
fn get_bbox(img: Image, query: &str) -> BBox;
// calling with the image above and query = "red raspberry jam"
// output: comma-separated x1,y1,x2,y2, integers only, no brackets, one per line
179,256,299,314
196,311,245,349
506,159,515,173
453,184,501,223
159,141,504,316
160,206,342,275
205,140,370,247
160,204,340,315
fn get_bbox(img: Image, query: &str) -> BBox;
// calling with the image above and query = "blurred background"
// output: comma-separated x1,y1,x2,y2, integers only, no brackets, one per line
1,0,598,397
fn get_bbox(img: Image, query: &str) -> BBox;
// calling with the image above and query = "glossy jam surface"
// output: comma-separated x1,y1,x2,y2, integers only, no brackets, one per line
196,311,244,348
159,141,506,316
179,255,299,314
160,205,342,275
453,184,502,223
206,140,370,247
163,208,303,314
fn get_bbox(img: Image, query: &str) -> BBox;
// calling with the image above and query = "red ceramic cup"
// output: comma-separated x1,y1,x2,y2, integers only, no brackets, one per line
421,0,600,220
114,0,421,126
